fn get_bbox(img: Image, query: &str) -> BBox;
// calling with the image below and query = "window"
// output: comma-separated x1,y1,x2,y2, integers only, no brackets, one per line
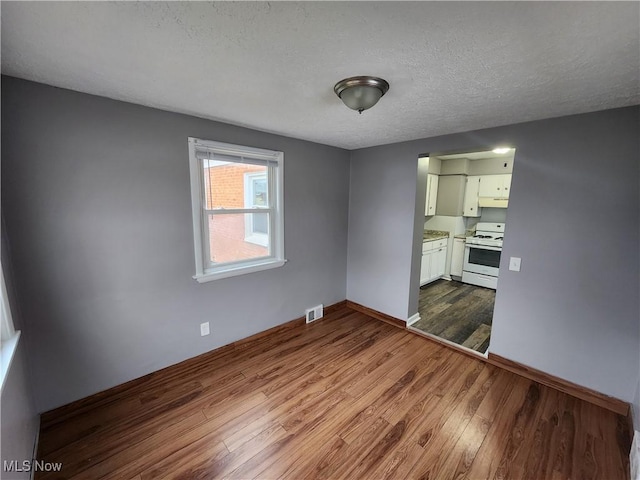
188,138,285,282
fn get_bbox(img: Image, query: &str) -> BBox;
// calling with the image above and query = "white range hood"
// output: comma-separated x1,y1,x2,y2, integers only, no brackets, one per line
478,197,509,208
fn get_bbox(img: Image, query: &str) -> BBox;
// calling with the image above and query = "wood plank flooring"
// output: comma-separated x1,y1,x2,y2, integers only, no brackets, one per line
36,306,631,480
414,279,496,353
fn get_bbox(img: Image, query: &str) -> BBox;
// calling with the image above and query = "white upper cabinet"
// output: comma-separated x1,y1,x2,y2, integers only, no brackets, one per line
502,174,512,198
479,174,512,199
425,174,439,216
463,175,482,217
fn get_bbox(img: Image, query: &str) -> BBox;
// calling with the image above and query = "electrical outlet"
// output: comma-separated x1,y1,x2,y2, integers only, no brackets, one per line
509,257,521,272
200,322,210,336
305,304,324,323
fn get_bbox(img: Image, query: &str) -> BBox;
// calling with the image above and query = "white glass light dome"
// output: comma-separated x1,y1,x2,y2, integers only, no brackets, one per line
334,76,390,114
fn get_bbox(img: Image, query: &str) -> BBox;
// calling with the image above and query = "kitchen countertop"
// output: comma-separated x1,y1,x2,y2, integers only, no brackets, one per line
454,229,477,240
423,229,449,241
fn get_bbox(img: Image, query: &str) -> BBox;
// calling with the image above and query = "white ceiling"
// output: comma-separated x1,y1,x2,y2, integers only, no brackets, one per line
2,2,639,150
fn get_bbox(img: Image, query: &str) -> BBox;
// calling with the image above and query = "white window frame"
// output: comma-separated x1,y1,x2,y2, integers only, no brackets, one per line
0,269,14,341
1,263,20,392
188,138,286,283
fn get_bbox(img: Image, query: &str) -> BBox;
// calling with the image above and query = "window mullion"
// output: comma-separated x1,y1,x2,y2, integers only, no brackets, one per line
204,208,273,215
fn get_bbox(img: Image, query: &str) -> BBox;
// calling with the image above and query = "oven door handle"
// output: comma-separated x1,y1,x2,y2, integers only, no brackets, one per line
465,244,502,252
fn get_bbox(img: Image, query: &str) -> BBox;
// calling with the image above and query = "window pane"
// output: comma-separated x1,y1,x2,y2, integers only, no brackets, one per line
252,211,268,234
252,177,267,207
202,161,267,210
206,213,270,265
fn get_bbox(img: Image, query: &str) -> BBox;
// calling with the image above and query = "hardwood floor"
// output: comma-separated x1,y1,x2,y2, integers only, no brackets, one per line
36,305,631,480
414,279,496,353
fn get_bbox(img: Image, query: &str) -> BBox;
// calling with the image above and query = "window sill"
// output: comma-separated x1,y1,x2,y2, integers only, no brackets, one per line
1,330,21,393
193,259,287,283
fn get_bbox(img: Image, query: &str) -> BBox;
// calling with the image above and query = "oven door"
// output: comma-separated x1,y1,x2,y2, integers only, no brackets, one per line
463,244,501,277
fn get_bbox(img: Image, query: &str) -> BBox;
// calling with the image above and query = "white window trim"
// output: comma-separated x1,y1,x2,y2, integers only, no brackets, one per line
188,138,286,283
1,264,20,393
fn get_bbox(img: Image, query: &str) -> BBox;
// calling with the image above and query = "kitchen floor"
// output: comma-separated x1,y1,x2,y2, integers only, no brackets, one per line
413,279,495,353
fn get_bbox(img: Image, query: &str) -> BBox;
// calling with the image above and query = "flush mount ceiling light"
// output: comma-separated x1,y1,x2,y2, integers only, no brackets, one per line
492,147,511,154
334,76,390,114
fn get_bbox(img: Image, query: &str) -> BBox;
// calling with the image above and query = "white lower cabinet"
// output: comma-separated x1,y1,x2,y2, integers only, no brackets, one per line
420,239,448,286
420,251,432,286
432,246,446,278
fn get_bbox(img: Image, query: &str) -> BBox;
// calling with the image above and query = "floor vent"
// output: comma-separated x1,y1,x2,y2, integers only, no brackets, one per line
305,304,324,323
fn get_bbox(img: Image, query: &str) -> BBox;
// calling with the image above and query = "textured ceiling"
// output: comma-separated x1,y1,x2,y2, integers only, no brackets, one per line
2,2,639,150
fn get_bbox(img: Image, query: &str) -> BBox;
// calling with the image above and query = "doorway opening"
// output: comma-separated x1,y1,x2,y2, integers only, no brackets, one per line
409,146,517,356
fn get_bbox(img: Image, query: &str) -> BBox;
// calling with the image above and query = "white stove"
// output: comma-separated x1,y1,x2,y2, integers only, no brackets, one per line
462,223,505,290
465,223,505,248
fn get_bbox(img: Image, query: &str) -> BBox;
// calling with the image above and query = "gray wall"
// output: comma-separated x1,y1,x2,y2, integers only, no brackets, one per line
635,250,640,430
1,221,39,479
1,77,351,412
347,144,420,319
634,379,640,431
348,107,639,402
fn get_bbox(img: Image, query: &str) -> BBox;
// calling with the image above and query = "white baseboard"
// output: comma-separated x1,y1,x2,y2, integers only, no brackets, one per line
631,430,640,480
406,313,421,326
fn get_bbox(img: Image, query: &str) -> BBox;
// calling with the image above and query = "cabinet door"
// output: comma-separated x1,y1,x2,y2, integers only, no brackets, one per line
479,174,512,198
428,175,439,214
432,247,447,279
425,174,438,216
478,175,501,197
450,239,465,277
463,176,481,217
501,174,512,199
420,252,432,286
